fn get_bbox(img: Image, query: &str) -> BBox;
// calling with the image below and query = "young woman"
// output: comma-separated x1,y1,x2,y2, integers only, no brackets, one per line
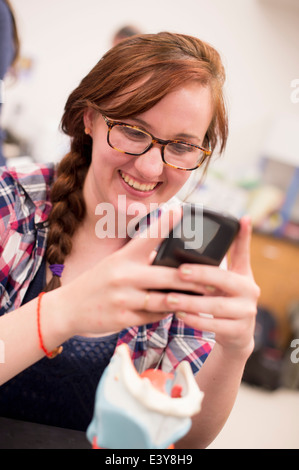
0,32,260,448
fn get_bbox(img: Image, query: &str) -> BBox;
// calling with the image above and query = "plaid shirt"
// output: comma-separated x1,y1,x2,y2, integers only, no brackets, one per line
0,163,214,375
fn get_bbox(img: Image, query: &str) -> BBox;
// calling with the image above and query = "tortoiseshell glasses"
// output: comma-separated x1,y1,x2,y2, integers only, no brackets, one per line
102,115,211,171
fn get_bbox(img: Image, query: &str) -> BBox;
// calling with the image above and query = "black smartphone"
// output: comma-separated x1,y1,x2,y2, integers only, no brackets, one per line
152,204,240,293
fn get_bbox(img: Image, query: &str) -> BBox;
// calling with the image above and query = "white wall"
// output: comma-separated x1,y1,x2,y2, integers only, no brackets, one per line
2,0,299,171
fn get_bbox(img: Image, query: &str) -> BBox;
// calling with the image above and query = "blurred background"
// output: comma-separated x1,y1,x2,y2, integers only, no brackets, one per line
1,0,299,448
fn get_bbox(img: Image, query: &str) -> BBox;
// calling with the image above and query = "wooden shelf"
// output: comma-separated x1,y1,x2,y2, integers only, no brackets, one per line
250,232,299,348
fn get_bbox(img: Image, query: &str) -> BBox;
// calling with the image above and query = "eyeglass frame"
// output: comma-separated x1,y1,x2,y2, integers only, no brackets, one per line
101,114,212,171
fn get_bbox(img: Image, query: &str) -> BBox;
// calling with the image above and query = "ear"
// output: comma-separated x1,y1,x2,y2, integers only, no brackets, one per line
83,107,95,136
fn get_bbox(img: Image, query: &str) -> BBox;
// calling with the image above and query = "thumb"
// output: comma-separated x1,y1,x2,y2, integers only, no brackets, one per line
125,204,183,261
228,215,253,277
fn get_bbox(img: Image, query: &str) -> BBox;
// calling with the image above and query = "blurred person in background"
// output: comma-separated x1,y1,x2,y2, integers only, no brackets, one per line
0,0,20,166
112,24,142,46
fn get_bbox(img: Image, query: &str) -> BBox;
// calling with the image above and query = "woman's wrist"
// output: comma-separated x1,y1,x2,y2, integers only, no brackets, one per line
211,339,254,368
39,287,75,352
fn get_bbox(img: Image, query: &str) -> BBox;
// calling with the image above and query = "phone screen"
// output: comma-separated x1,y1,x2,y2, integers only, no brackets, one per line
153,206,240,268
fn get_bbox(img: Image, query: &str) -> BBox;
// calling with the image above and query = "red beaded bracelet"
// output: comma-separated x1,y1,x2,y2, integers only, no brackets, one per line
37,292,63,359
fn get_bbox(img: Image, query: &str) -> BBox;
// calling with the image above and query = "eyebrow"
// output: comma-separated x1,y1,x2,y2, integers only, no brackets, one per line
129,116,202,143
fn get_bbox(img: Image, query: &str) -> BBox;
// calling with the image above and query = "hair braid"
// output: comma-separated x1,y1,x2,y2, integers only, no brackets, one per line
44,148,89,291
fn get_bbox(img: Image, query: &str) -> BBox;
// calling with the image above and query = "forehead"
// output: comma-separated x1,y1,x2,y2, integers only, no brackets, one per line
130,83,214,139
102,74,213,114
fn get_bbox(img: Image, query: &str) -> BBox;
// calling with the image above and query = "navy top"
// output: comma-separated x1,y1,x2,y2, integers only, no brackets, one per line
0,260,118,431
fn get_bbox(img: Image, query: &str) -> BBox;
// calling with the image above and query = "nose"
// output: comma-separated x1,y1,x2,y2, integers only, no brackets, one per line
134,145,164,180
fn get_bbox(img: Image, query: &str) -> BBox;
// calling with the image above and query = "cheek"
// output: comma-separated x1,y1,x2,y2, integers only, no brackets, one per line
166,169,191,194
91,138,122,172
91,129,138,171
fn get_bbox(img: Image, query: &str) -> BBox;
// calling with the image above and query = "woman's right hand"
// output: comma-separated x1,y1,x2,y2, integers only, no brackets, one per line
55,205,189,337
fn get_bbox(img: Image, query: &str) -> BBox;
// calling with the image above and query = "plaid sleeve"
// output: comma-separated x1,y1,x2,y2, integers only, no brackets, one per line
117,314,215,376
0,166,23,259
161,315,215,375
0,168,19,311
0,164,54,314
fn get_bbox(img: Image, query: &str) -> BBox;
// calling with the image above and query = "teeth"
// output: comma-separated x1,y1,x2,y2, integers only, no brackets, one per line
120,171,158,192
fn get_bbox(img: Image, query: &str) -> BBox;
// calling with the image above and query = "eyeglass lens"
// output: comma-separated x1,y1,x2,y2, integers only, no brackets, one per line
109,124,205,169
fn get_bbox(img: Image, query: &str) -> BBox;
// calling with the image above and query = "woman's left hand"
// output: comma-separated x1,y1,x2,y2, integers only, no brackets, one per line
165,216,260,358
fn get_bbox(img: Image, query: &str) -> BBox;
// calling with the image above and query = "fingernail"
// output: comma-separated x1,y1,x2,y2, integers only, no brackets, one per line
167,294,179,305
176,311,187,319
205,285,216,293
149,250,158,263
180,266,192,278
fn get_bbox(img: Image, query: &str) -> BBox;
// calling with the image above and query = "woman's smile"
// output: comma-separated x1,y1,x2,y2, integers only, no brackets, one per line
118,169,161,194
